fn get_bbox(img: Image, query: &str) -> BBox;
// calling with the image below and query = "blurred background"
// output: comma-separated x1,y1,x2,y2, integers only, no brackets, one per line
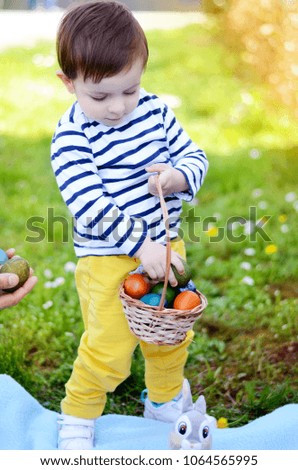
0,0,297,425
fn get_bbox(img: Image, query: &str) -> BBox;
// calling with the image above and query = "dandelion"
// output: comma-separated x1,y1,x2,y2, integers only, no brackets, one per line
244,248,256,256
240,261,251,270
265,244,278,255
207,227,219,237
217,417,228,429
278,214,288,223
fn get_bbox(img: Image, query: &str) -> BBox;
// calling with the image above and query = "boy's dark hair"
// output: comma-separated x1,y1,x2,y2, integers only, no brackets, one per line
57,1,148,82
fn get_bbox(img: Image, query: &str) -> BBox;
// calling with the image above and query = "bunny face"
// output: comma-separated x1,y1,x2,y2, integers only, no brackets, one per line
168,382,213,451
169,409,212,450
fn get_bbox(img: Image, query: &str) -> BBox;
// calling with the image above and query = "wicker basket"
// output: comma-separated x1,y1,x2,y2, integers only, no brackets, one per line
119,175,208,345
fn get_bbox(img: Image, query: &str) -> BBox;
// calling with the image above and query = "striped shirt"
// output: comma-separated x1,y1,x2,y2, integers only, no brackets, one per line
51,89,208,257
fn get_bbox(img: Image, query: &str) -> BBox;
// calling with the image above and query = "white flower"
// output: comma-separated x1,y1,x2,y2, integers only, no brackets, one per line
293,201,298,212
44,281,54,289
251,188,263,198
285,192,296,202
64,261,76,273
42,300,53,310
249,148,261,159
240,262,251,270
205,256,215,266
258,201,268,209
280,224,289,233
52,277,65,287
65,332,75,338
243,221,255,235
44,277,65,288
244,248,256,256
241,276,255,286
44,269,53,279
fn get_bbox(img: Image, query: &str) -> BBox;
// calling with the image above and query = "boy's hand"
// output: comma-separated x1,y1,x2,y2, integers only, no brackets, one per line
146,163,189,196
134,237,185,287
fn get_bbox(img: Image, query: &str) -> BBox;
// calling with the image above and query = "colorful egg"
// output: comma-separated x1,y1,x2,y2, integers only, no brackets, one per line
140,293,168,307
151,282,176,307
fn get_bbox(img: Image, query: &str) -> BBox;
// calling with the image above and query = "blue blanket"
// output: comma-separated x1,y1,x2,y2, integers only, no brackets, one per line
0,375,297,450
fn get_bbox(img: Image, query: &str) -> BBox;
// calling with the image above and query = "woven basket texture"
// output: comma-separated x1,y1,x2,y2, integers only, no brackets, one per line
120,285,207,345
119,175,208,345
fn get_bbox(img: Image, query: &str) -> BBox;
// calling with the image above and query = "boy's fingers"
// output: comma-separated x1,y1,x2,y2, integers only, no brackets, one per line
145,163,169,173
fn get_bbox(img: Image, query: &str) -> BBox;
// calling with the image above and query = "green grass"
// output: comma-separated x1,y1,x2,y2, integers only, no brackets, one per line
0,20,297,425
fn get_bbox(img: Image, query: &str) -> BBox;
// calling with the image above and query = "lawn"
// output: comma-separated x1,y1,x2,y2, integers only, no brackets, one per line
0,19,297,426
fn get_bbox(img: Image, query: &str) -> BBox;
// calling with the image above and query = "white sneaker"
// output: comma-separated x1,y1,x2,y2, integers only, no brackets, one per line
141,379,217,426
141,379,192,423
57,414,95,450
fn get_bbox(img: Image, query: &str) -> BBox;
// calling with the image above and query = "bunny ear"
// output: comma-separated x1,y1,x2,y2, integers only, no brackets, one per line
181,379,194,412
194,395,207,415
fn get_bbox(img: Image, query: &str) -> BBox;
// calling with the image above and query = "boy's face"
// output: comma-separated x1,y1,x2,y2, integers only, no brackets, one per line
58,58,144,127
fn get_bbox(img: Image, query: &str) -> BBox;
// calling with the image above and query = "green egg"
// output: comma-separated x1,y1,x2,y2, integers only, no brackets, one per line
0,256,30,293
151,282,176,307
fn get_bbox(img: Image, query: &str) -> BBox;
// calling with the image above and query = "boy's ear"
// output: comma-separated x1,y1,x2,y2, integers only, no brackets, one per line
56,71,75,94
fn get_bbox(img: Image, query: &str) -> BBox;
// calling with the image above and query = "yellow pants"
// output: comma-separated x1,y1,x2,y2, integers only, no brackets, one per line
61,239,194,419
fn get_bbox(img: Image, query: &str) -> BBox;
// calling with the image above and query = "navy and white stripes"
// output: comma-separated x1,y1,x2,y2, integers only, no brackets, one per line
51,89,208,257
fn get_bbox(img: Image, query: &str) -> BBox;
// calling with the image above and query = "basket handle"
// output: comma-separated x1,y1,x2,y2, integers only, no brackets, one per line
155,175,172,311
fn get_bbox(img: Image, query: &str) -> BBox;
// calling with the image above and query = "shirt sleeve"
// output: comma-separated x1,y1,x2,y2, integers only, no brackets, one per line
162,103,209,201
51,123,147,256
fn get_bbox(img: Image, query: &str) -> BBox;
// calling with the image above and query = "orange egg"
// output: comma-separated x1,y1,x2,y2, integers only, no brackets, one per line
123,273,150,299
173,290,201,310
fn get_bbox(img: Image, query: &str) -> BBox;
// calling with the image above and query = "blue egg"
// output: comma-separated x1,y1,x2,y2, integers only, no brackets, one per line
140,293,168,307
178,279,197,293
0,249,8,265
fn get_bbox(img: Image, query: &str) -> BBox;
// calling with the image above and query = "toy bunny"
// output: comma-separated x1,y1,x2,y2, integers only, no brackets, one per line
169,379,214,450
